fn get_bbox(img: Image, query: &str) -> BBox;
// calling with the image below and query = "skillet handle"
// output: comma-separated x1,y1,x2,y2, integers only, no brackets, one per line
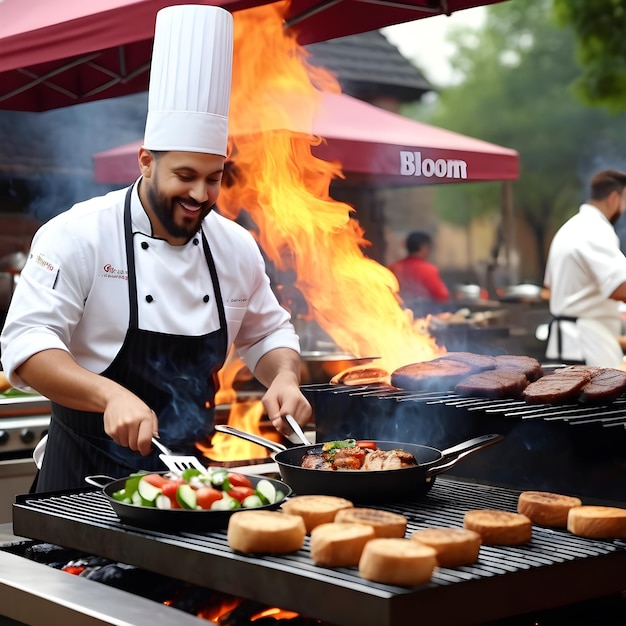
85,474,116,488
214,424,288,453
426,433,504,478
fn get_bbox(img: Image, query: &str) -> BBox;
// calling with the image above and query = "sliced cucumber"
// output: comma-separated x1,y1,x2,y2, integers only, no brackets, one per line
255,479,277,505
242,494,264,509
137,477,162,503
176,484,197,510
131,490,143,506
155,494,172,509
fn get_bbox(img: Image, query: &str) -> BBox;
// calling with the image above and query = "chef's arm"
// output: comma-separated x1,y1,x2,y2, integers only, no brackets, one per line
15,349,158,455
254,347,312,435
609,282,626,301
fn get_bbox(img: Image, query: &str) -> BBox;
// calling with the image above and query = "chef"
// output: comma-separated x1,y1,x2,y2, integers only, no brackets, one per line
544,168,626,367
0,5,311,492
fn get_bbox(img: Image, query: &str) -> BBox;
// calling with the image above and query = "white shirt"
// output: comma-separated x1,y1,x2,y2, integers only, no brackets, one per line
544,203,626,366
1,183,299,386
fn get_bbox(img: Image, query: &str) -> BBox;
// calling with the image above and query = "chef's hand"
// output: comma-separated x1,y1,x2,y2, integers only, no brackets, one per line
103,391,159,456
262,371,312,437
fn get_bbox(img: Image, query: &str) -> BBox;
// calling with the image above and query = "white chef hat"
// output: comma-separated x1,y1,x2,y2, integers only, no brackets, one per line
143,5,233,156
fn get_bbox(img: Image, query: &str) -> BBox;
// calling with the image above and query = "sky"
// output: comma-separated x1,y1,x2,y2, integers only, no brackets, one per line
381,7,487,86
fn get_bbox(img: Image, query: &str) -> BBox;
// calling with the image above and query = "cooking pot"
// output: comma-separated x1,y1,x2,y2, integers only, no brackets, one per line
86,472,292,531
214,426,504,503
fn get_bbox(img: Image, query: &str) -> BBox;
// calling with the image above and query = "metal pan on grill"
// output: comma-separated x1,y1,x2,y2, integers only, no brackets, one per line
86,471,292,531
214,426,504,503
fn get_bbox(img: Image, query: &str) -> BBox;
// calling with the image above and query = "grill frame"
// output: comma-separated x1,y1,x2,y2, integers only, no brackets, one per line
12,478,626,626
305,384,626,502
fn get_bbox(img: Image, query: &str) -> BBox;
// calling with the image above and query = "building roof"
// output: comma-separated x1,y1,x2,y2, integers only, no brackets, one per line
306,30,433,103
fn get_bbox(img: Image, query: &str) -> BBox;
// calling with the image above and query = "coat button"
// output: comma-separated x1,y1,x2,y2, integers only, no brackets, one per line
141,241,149,249
203,295,210,303
146,295,153,303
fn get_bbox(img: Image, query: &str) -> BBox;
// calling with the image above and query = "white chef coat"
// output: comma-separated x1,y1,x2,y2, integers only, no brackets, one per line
544,203,626,367
1,182,300,387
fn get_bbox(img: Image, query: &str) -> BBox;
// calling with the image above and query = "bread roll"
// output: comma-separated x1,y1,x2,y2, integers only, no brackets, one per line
334,507,407,538
281,495,354,533
227,510,306,554
359,538,437,587
567,505,626,539
310,522,376,567
411,527,481,567
518,491,582,527
464,509,532,545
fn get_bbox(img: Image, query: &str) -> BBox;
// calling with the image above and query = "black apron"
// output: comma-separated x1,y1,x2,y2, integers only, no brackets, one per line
546,314,585,365
35,186,228,492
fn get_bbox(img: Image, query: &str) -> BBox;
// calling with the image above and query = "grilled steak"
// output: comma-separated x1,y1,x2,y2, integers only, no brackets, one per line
435,352,497,372
494,355,543,381
455,369,529,399
579,368,626,404
391,359,476,391
522,369,593,404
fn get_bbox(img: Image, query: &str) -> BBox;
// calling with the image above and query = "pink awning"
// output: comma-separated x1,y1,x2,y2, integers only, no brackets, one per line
93,92,518,185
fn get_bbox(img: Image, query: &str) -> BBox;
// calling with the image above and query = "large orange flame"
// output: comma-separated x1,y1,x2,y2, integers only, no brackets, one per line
222,2,441,371
207,3,442,461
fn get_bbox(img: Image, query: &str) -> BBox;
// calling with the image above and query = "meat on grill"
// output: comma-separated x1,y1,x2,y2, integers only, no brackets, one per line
435,352,497,373
579,368,626,404
522,368,594,404
493,355,544,381
455,369,529,399
300,446,417,471
390,359,477,392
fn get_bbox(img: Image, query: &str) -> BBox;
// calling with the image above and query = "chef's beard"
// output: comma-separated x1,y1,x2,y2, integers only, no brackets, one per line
146,183,213,241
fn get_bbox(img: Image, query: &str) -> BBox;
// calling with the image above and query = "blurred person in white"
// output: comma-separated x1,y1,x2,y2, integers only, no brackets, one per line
544,169,626,367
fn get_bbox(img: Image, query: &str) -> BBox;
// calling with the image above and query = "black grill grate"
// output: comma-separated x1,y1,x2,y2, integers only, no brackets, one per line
305,384,626,502
13,478,626,626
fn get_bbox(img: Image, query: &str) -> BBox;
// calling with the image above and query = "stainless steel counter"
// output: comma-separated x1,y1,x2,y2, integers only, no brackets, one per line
0,524,202,626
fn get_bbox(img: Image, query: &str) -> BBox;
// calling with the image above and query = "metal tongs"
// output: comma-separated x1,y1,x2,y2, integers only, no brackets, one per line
284,414,311,445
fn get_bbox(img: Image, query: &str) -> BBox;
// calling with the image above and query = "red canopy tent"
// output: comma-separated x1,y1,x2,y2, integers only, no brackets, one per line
284,0,506,44
93,91,518,185
0,0,507,111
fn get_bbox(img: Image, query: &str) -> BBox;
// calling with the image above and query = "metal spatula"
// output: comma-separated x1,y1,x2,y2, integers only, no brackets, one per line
151,437,206,474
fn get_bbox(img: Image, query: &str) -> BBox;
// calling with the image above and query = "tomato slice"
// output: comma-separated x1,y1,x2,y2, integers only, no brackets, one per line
141,473,169,488
161,480,183,497
227,486,256,503
227,472,253,489
356,440,378,450
196,487,223,510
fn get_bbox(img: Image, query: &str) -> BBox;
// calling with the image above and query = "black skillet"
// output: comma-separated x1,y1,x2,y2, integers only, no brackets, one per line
85,471,292,531
214,426,504,503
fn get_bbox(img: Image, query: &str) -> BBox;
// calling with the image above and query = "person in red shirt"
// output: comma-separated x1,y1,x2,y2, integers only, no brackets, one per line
388,231,450,316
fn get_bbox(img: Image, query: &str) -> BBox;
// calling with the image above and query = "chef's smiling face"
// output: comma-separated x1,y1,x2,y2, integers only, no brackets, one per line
138,148,225,244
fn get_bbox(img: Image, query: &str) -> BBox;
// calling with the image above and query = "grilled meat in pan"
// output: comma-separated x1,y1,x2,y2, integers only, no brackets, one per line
301,445,418,471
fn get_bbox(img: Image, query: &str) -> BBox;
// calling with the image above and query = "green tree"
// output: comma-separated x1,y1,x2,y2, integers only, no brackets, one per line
407,0,626,280
552,0,626,111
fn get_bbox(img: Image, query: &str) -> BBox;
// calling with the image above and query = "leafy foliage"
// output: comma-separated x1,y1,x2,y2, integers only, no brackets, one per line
553,0,626,111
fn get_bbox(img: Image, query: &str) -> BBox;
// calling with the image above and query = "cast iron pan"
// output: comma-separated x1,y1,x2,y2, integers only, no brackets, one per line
85,472,292,531
214,426,504,503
